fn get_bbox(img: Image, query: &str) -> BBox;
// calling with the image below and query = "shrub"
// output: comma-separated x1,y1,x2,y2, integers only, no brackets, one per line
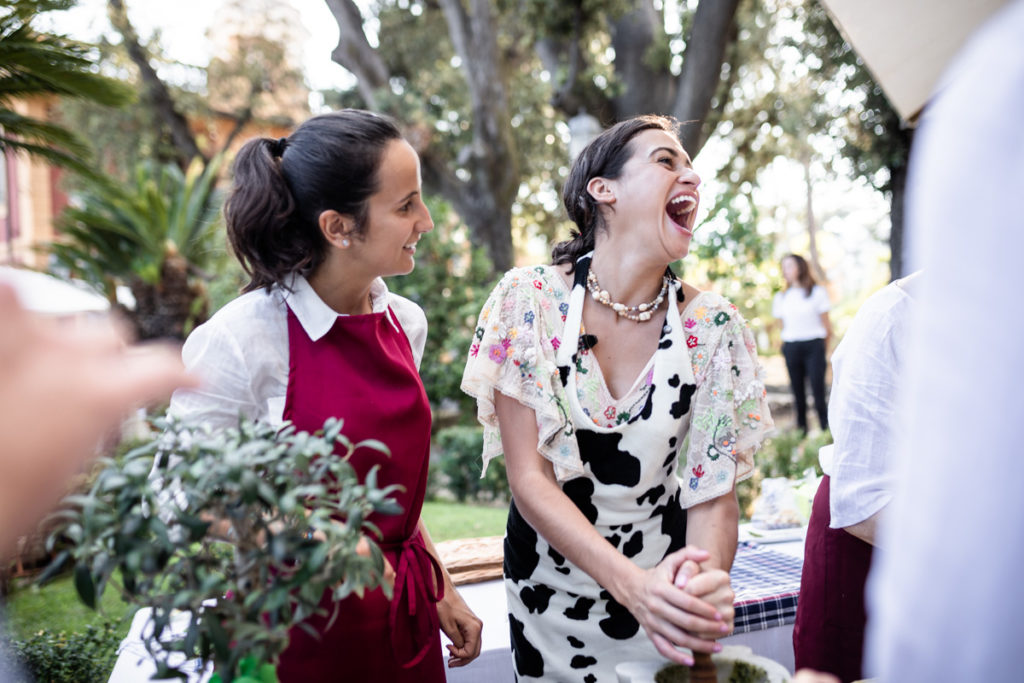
1,621,121,683
737,427,832,519
434,426,509,504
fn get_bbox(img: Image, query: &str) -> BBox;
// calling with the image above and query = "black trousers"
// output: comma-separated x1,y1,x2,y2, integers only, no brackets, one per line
781,337,828,432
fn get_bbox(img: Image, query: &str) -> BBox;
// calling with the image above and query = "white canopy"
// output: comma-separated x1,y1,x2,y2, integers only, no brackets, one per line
0,266,110,315
819,0,1010,123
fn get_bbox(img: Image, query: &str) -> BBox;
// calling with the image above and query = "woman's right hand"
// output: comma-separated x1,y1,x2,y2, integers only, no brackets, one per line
622,546,727,665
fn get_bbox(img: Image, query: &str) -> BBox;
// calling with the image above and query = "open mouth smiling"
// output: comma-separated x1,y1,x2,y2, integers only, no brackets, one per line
666,194,697,229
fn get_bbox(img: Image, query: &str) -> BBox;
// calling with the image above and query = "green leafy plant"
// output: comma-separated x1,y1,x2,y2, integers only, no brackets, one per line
0,620,122,683
434,426,509,504
0,0,132,176
48,155,225,340
43,417,401,682
737,427,831,520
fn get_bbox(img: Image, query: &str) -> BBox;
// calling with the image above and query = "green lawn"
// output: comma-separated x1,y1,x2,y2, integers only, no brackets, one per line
3,502,507,642
4,574,136,641
421,500,507,542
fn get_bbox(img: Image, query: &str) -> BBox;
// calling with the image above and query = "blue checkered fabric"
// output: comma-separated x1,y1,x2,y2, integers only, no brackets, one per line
731,541,803,634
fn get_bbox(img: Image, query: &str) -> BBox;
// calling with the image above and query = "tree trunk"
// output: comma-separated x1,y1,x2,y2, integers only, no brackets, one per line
609,3,674,119
107,0,204,168
672,0,742,155
803,155,827,284
328,0,518,274
888,159,907,282
324,0,390,109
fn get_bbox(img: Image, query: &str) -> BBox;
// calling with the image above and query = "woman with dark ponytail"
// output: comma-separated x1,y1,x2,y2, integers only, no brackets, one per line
169,109,481,681
462,114,773,681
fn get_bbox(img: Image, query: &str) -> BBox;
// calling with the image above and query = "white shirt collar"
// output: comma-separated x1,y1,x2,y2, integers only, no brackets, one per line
282,274,391,342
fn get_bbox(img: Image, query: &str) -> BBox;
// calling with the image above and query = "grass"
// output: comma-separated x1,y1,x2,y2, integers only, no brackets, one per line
3,502,506,643
4,574,136,641
421,500,507,542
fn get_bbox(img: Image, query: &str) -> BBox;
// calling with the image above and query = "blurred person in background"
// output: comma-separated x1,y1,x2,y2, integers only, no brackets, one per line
773,254,831,434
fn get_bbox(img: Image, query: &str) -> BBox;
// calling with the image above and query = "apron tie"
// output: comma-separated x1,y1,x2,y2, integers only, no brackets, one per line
384,529,445,668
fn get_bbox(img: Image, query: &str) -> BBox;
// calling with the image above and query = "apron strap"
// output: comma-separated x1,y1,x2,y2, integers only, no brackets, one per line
384,529,445,668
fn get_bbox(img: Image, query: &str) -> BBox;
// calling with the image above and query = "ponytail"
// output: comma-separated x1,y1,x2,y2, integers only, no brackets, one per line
225,137,321,292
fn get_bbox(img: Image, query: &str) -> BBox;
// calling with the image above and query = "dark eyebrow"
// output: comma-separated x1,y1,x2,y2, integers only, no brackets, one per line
648,146,679,159
649,146,692,166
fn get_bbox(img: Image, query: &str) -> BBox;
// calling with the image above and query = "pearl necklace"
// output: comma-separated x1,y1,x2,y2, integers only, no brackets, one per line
586,268,671,322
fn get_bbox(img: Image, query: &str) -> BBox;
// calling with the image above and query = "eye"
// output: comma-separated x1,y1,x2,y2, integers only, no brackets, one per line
399,200,413,213
657,156,675,168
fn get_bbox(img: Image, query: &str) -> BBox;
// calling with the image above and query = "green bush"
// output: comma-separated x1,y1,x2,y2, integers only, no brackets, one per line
434,426,509,504
737,427,832,519
2,621,122,683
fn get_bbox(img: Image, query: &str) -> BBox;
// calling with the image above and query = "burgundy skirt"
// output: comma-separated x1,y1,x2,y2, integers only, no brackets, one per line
792,475,873,683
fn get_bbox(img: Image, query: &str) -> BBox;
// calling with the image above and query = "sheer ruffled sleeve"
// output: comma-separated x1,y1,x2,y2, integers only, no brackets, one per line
681,294,773,507
461,267,584,481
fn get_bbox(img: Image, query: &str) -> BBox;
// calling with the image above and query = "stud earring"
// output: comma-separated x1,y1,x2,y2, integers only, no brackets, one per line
342,239,350,247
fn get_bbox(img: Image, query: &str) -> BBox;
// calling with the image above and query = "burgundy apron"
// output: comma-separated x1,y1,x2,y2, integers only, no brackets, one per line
792,474,873,683
276,305,445,682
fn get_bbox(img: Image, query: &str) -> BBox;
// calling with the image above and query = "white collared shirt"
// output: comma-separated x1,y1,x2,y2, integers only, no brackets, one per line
823,278,914,529
169,275,427,431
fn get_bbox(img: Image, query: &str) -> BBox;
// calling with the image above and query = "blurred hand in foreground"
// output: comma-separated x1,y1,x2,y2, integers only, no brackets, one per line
0,284,195,555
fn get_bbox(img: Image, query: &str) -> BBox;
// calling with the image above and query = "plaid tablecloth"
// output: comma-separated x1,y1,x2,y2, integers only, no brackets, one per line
730,541,803,634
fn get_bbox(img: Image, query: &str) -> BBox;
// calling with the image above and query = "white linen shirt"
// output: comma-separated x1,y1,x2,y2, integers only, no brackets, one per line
824,278,915,529
772,285,830,341
169,275,427,432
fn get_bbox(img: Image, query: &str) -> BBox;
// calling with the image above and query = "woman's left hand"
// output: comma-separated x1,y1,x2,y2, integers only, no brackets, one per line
674,560,735,639
437,589,483,667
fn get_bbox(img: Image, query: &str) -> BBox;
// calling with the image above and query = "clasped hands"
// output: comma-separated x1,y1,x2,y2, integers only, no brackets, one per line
626,546,734,666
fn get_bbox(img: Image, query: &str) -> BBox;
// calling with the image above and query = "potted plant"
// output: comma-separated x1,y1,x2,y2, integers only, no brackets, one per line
42,416,400,682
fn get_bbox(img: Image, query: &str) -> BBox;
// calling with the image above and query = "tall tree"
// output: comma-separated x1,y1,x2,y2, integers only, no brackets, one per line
531,0,743,154
106,0,203,167
795,0,912,280
0,0,131,176
324,0,748,272
104,0,309,169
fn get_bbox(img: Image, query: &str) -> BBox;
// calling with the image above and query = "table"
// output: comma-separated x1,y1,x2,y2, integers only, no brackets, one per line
443,534,806,682
109,534,806,682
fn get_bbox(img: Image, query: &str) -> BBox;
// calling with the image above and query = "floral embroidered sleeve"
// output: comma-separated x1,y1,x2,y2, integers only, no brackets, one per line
460,267,585,480
681,294,773,508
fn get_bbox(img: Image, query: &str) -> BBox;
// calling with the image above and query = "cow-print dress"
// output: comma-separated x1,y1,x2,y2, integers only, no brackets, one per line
462,254,772,682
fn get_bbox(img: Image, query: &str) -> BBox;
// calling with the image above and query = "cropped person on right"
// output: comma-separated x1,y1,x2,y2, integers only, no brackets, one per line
792,271,919,682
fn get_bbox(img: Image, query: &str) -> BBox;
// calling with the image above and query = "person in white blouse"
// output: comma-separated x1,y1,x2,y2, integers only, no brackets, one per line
792,272,918,682
167,109,480,681
772,254,832,434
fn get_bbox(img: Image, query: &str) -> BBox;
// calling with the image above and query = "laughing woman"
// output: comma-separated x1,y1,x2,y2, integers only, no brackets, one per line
169,110,481,682
462,115,773,681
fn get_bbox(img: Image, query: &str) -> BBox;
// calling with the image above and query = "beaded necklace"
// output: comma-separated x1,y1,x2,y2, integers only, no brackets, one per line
585,268,671,322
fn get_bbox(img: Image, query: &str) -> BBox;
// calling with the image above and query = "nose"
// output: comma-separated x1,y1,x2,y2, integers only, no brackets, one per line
679,167,701,188
418,201,434,234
